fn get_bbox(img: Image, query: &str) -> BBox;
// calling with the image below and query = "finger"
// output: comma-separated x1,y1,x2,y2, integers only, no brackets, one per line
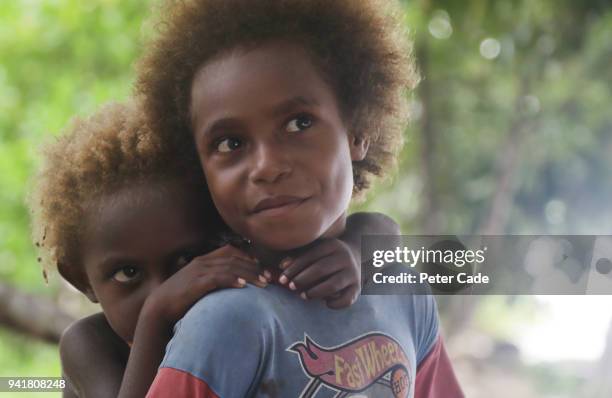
186,273,247,302
228,265,269,288
197,244,257,263
188,255,270,284
325,284,360,309
186,254,266,287
302,269,354,300
205,262,268,288
221,244,258,262
190,255,262,274
288,258,345,291
279,240,338,284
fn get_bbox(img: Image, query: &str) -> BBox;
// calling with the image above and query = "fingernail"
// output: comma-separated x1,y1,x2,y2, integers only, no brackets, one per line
280,258,292,269
263,270,272,280
289,281,297,290
237,278,246,286
300,292,308,300
258,275,268,284
279,275,288,285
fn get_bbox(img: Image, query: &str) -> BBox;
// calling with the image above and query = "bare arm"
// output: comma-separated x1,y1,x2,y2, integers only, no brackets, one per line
61,375,79,398
279,212,401,308
59,313,129,398
343,211,401,263
116,303,172,398
117,244,266,398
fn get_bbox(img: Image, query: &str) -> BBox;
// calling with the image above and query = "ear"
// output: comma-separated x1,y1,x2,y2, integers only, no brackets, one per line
349,135,370,161
57,262,99,303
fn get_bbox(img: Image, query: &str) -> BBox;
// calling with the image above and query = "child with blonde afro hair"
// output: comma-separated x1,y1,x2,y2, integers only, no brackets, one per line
30,100,397,396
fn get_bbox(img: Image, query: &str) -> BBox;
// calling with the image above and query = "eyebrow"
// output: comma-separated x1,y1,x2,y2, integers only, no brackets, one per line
269,96,319,118
198,96,320,138
200,118,244,139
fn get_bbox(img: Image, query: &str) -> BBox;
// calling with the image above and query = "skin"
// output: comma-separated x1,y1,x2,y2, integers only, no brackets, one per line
191,40,369,259
60,179,266,397
277,212,400,305
60,313,128,398
58,176,393,397
58,35,403,398
80,180,232,343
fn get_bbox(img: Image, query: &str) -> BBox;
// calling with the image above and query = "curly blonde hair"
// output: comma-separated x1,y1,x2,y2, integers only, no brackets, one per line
29,100,209,289
136,0,418,196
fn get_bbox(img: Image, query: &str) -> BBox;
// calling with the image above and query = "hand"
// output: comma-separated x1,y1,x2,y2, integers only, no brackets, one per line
278,239,361,309
142,244,269,327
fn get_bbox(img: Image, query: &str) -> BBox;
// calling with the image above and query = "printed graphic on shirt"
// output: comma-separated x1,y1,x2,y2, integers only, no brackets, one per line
289,332,412,398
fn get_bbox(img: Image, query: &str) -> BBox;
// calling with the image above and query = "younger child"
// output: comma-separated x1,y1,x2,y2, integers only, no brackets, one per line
30,101,397,397
137,0,463,397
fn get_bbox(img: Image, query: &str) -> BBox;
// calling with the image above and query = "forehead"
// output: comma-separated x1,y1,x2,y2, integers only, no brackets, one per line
190,40,340,128
83,181,211,249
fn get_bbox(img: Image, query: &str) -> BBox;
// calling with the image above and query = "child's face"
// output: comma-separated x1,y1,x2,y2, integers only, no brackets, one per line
191,41,368,251
79,181,215,343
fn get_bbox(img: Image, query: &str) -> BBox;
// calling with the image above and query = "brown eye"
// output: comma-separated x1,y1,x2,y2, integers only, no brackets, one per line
112,266,140,283
216,137,242,153
285,115,313,133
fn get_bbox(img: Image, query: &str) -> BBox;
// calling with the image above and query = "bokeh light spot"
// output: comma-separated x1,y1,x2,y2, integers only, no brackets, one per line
480,38,501,59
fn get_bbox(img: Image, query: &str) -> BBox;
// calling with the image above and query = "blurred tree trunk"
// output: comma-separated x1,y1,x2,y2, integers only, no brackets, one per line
480,79,531,235
0,281,74,344
444,83,532,340
415,0,445,235
417,40,443,235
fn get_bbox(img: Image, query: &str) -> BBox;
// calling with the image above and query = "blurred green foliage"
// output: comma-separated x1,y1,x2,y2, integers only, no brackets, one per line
0,330,61,398
1,0,148,290
364,0,612,236
1,0,611,395
1,0,150,389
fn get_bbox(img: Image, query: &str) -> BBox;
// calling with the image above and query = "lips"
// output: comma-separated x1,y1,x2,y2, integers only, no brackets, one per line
252,195,309,215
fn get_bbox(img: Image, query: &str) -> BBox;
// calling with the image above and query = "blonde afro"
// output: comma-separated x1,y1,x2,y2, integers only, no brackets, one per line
29,100,206,285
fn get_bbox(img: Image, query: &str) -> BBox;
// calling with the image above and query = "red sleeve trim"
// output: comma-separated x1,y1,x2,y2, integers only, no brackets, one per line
415,336,464,398
146,367,220,398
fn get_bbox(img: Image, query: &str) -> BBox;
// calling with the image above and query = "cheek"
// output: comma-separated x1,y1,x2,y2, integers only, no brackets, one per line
317,139,354,203
203,166,242,224
96,293,141,343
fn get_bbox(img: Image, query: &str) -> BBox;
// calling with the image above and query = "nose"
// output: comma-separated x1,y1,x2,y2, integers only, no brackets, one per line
249,140,292,184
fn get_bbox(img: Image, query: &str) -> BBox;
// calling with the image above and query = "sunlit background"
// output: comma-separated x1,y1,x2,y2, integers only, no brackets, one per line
1,1,611,397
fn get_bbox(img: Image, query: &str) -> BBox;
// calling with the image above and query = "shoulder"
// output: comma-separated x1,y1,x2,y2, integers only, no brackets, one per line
167,286,276,355
163,285,287,363
60,312,127,359
347,211,401,235
159,286,279,396
60,313,128,397
177,285,278,332
369,286,439,364
408,293,440,364
60,313,114,359
61,312,111,337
